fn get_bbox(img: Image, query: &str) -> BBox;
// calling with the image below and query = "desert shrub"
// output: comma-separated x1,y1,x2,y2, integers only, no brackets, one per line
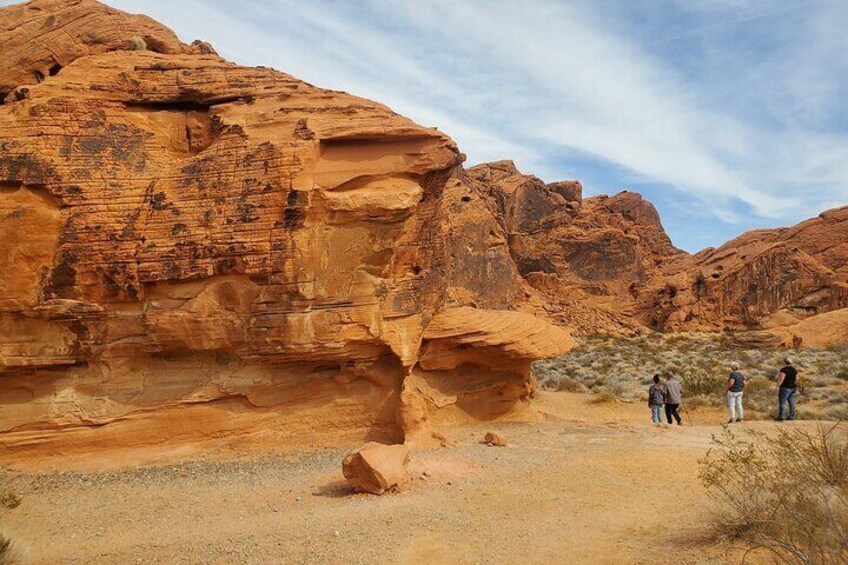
589,387,618,404
533,334,847,419
682,371,724,397
537,373,584,393
606,378,635,399
129,36,147,51
685,395,708,409
823,404,848,421
0,491,19,510
0,533,17,565
700,424,848,563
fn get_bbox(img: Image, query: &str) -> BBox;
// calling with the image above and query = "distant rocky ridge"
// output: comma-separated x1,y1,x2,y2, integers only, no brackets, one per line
0,0,845,462
463,160,683,334
462,161,848,346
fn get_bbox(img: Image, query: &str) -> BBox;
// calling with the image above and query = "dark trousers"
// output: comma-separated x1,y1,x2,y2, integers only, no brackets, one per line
665,403,682,425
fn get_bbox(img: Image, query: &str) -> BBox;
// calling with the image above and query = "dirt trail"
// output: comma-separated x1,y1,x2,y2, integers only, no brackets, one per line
1,393,798,564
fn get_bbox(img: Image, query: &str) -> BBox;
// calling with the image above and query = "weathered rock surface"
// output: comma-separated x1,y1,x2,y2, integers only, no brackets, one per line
786,308,848,349
0,0,573,461
342,441,410,494
1,0,845,465
466,160,848,342
466,161,683,334
639,206,848,333
0,0,211,100
737,308,848,349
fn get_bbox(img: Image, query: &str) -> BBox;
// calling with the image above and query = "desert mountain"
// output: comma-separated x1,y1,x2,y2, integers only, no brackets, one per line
463,160,848,346
464,160,683,334
639,205,848,345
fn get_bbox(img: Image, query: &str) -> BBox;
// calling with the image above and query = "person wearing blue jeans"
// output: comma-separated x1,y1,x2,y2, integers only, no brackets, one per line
776,357,798,421
648,374,665,426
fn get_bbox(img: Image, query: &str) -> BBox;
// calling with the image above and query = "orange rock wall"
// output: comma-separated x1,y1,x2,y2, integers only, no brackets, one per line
0,0,573,462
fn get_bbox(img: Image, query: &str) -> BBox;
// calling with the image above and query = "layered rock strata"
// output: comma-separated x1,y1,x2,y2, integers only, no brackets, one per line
0,0,573,461
639,206,848,332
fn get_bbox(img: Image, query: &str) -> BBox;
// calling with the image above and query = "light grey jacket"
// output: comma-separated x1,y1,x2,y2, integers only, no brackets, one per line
664,379,683,404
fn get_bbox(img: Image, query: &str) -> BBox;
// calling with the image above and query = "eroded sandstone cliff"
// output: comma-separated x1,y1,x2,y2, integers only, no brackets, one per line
0,0,573,461
639,206,848,336
465,160,684,334
464,160,848,346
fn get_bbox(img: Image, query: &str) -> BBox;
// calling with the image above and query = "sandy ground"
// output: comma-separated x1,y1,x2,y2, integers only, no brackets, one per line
1,393,795,564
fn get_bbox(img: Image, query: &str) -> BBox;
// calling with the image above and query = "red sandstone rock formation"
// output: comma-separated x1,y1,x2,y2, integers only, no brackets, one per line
465,160,848,343
466,161,684,334
639,206,848,333
0,0,573,462
1,0,845,465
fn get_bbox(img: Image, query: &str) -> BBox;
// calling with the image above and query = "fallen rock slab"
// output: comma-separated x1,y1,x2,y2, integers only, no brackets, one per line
484,432,508,447
342,442,410,494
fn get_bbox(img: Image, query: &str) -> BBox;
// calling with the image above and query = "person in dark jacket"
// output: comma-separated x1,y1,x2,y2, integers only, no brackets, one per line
648,374,665,426
664,372,683,425
776,357,799,421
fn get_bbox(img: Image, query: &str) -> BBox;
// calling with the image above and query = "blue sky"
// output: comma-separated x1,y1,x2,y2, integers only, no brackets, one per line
7,0,848,251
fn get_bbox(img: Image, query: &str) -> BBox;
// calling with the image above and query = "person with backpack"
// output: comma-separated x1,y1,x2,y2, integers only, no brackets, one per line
648,374,665,426
776,357,798,421
663,372,683,426
725,362,746,424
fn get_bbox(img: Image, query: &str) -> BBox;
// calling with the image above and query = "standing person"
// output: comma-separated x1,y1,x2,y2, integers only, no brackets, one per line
664,372,683,426
776,357,798,421
648,374,665,426
726,363,746,424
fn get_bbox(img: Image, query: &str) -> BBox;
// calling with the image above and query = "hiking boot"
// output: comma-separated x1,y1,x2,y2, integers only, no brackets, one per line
727,419,735,424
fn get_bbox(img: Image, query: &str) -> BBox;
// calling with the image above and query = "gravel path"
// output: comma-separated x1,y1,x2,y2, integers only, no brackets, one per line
1,393,761,564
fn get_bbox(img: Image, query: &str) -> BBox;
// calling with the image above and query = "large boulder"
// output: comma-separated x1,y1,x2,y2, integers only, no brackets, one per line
342,442,410,494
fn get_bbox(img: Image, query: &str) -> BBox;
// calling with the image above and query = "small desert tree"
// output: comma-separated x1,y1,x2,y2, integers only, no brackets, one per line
699,424,848,564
